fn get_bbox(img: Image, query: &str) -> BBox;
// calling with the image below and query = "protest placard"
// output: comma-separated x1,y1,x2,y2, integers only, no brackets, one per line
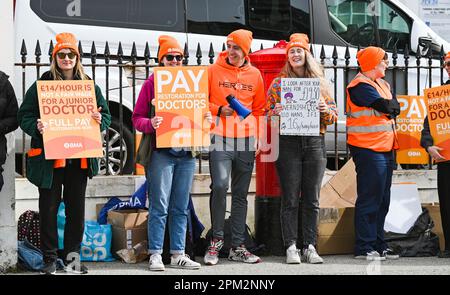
424,84,450,162
280,78,320,136
396,95,429,164
37,80,102,159
154,66,210,148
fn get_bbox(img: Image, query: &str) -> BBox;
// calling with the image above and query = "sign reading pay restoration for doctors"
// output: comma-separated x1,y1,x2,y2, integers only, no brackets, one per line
37,80,102,159
395,95,428,164
154,66,210,148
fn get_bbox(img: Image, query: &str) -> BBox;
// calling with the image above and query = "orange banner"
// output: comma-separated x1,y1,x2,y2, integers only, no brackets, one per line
154,66,210,148
424,84,450,162
396,95,429,164
37,80,103,159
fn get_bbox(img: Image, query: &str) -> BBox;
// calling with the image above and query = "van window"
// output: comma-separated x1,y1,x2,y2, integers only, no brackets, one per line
326,0,411,52
186,0,246,36
248,0,310,40
30,0,185,32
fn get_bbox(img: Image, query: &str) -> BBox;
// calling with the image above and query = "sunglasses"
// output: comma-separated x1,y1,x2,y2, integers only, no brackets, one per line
165,54,183,62
444,61,450,67
56,52,77,59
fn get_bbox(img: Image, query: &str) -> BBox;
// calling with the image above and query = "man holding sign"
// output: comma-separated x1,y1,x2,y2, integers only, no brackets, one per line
18,32,111,275
421,51,450,258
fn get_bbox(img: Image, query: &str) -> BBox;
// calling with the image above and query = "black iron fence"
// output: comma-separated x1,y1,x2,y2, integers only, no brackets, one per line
14,39,447,176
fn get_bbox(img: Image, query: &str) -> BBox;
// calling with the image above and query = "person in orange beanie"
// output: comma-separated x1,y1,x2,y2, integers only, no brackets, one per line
266,33,337,265
133,34,211,271
204,29,265,265
421,51,450,258
346,46,400,261
18,32,111,274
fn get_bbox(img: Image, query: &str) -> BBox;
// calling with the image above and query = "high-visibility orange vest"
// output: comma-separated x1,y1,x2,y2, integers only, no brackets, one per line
54,158,88,169
346,73,399,152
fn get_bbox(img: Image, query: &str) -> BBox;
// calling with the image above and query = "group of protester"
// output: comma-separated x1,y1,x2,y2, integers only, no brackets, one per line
0,29,448,275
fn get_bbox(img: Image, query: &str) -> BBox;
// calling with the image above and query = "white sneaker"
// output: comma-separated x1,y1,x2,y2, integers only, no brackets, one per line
302,244,324,264
286,244,301,264
228,246,262,264
170,254,201,270
204,238,224,266
355,250,386,261
149,254,165,271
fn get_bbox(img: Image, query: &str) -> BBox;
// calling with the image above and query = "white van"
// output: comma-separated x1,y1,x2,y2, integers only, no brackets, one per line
13,0,450,173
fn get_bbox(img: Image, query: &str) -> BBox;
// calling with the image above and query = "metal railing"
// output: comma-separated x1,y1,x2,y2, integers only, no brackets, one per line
15,39,447,176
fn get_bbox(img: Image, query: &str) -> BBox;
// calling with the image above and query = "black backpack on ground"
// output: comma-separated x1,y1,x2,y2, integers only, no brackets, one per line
17,210,41,249
205,216,265,258
385,208,440,257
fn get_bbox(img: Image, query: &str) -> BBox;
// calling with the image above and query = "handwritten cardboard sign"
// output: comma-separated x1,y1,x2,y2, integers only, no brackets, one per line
37,80,102,159
154,66,210,148
280,78,320,136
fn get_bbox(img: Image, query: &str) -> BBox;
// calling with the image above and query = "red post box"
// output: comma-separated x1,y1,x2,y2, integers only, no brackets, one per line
249,41,287,255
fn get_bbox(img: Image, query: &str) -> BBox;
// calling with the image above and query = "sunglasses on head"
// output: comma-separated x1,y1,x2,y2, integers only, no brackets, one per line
57,52,76,59
165,54,183,62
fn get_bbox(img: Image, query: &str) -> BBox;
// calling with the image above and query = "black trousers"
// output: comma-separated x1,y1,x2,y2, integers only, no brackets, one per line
38,159,88,262
438,162,450,251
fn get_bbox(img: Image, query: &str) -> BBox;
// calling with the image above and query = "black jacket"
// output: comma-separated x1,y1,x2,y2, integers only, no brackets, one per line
0,71,19,168
420,79,450,151
0,71,19,191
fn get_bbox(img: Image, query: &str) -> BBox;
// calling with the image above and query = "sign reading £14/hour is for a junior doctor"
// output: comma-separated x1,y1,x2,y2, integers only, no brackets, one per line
424,84,450,162
37,80,103,159
154,66,210,148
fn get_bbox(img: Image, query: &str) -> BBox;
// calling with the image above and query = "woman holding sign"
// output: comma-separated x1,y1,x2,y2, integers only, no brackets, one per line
421,51,450,258
132,35,212,271
18,32,111,275
266,34,337,264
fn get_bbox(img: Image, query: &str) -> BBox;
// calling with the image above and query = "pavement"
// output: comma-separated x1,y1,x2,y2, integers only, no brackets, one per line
17,255,450,275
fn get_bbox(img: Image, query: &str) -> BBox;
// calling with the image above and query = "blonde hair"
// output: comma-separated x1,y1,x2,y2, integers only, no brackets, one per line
50,54,88,80
280,51,332,98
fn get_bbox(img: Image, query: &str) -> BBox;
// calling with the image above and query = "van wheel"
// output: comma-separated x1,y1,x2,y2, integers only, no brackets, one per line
99,118,134,175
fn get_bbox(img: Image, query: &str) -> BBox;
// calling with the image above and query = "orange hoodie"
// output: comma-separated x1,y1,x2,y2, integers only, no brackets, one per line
209,51,265,139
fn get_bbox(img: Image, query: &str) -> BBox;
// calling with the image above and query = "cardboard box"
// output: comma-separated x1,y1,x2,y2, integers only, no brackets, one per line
422,203,445,251
107,209,149,254
111,226,148,253
318,159,357,255
317,207,355,255
107,209,148,229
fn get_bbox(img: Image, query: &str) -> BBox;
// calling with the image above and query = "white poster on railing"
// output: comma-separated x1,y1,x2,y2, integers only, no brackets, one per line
280,78,320,136
419,0,450,43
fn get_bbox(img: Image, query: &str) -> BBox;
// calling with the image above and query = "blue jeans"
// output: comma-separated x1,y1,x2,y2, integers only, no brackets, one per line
349,145,395,256
146,149,195,255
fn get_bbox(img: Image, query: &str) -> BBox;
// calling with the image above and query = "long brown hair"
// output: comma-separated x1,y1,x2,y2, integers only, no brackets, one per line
50,53,88,80
280,50,332,98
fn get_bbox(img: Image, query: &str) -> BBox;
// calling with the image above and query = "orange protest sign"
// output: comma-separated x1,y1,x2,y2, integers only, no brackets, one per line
154,66,210,148
395,95,429,164
424,84,450,162
37,80,103,159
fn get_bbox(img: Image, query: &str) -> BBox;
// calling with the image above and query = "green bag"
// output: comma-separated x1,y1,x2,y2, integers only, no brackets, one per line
135,102,155,168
